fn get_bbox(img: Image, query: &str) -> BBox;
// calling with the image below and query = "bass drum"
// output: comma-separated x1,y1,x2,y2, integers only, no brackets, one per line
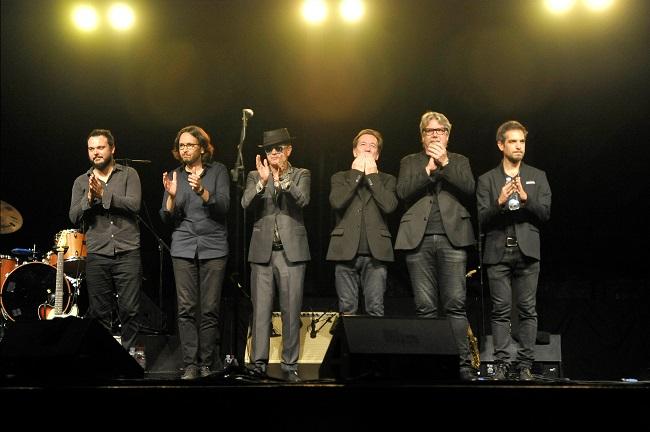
0,262,72,322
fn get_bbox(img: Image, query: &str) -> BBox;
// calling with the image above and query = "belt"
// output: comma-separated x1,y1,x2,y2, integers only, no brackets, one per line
272,243,284,251
506,236,518,247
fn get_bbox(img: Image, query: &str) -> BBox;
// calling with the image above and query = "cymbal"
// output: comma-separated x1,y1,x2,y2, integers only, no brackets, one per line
1,200,23,234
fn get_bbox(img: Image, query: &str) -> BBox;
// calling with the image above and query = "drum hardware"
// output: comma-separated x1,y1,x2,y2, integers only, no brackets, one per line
0,200,23,234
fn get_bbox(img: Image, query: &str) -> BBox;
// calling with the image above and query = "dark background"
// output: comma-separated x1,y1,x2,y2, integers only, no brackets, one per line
2,0,649,379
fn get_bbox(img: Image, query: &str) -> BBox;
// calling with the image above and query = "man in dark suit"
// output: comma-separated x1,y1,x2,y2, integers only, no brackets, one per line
476,120,551,381
395,111,477,381
326,129,398,316
241,128,310,382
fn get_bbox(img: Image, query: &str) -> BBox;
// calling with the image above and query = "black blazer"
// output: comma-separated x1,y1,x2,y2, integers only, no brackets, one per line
476,162,551,264
395,151,475,250
326,170,397,262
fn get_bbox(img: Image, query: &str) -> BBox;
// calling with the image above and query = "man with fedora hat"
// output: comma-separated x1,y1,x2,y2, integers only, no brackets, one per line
241,127,311,382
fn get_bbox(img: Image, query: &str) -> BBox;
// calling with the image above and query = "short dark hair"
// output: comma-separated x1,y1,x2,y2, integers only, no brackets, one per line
496,121,527,143
87,129,115,147
172,125,214,163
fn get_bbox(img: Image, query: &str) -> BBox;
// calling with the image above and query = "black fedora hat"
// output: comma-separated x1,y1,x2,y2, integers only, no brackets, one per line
258,128,295,148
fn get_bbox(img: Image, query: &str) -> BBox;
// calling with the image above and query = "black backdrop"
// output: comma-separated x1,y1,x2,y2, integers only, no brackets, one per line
2,0,649,379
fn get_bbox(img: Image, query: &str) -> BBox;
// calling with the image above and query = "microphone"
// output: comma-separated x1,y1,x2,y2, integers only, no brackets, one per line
242,108,254,119
116,158,151,164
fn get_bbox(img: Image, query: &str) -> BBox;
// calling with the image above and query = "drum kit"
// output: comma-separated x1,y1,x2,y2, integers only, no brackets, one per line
0,200,88,322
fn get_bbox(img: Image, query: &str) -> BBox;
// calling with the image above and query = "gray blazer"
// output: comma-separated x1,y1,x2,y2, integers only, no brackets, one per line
241,166,311,264
476,162,551,264
326,170,397,262
395,151,475,250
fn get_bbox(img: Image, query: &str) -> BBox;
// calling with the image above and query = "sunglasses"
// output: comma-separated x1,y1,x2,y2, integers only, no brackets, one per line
264,145,287,154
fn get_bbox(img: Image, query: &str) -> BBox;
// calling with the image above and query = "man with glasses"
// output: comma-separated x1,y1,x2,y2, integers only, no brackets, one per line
161,125,230,380
326,129,397,316
242,128,311,382
395,111,478,381
476,120,551,381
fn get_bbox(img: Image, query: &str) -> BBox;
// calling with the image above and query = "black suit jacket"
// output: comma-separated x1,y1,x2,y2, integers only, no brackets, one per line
476,162,551,264
395,151,475,250
326,170,397,262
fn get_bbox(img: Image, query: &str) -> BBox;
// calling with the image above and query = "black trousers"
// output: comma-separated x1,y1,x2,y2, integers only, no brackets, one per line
85,249,141,350
172,256,227,368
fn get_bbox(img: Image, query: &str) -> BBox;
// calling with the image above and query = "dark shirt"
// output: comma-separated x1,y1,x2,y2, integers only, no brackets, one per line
356,178,371,255
424,190,445,235
499,165,518,238
69,163,141,256
160,161,230,259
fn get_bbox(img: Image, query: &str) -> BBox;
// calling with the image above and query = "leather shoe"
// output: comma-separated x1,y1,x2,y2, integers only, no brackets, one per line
246,365,267,378
283,370,301,383
199,366,214,378
460,367,479,381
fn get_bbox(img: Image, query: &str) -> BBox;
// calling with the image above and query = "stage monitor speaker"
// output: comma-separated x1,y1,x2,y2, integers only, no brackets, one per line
320,316,459,381
245,312,338,380
0,317,144,380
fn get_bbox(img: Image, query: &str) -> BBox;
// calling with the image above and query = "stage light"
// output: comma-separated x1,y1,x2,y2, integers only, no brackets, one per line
339,0,365,23
584,0,614,12
545,0,576,14
71,4,99,32
302,0,328,24
107,3,135,31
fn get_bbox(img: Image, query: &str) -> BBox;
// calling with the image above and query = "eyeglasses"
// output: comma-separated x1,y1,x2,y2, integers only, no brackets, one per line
179,143,199,150
264,145,287,154
422,128,448,136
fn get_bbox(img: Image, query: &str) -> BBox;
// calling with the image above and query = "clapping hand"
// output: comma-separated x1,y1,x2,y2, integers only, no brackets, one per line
256,154,270,185
162,171,177,198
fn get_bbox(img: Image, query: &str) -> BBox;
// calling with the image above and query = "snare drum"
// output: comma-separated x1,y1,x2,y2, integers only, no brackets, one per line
1,255,18,288
51,229,87,275
0,262,72,321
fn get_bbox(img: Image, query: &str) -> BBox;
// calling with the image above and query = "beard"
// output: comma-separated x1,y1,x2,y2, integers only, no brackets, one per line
93,154,113,171
506,153,524,164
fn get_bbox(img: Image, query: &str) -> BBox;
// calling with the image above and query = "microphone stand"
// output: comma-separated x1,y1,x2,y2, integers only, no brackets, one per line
228,112,251,368
136,213,171,333
477,222,487,343
121,158,170,334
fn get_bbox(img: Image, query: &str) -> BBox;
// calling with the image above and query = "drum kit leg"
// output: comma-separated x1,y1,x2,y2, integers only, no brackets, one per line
0,224,88,323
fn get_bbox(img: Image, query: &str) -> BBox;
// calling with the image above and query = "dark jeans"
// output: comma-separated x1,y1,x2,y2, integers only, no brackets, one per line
335,256,387,316
172,256,227,369
85,249,141,350
405,234,471,368
487,246,539,369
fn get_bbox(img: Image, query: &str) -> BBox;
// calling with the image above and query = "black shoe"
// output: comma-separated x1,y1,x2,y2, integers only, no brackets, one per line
199,366,214,378
246,365,267,378
283,370,301,383
460,367,479,382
